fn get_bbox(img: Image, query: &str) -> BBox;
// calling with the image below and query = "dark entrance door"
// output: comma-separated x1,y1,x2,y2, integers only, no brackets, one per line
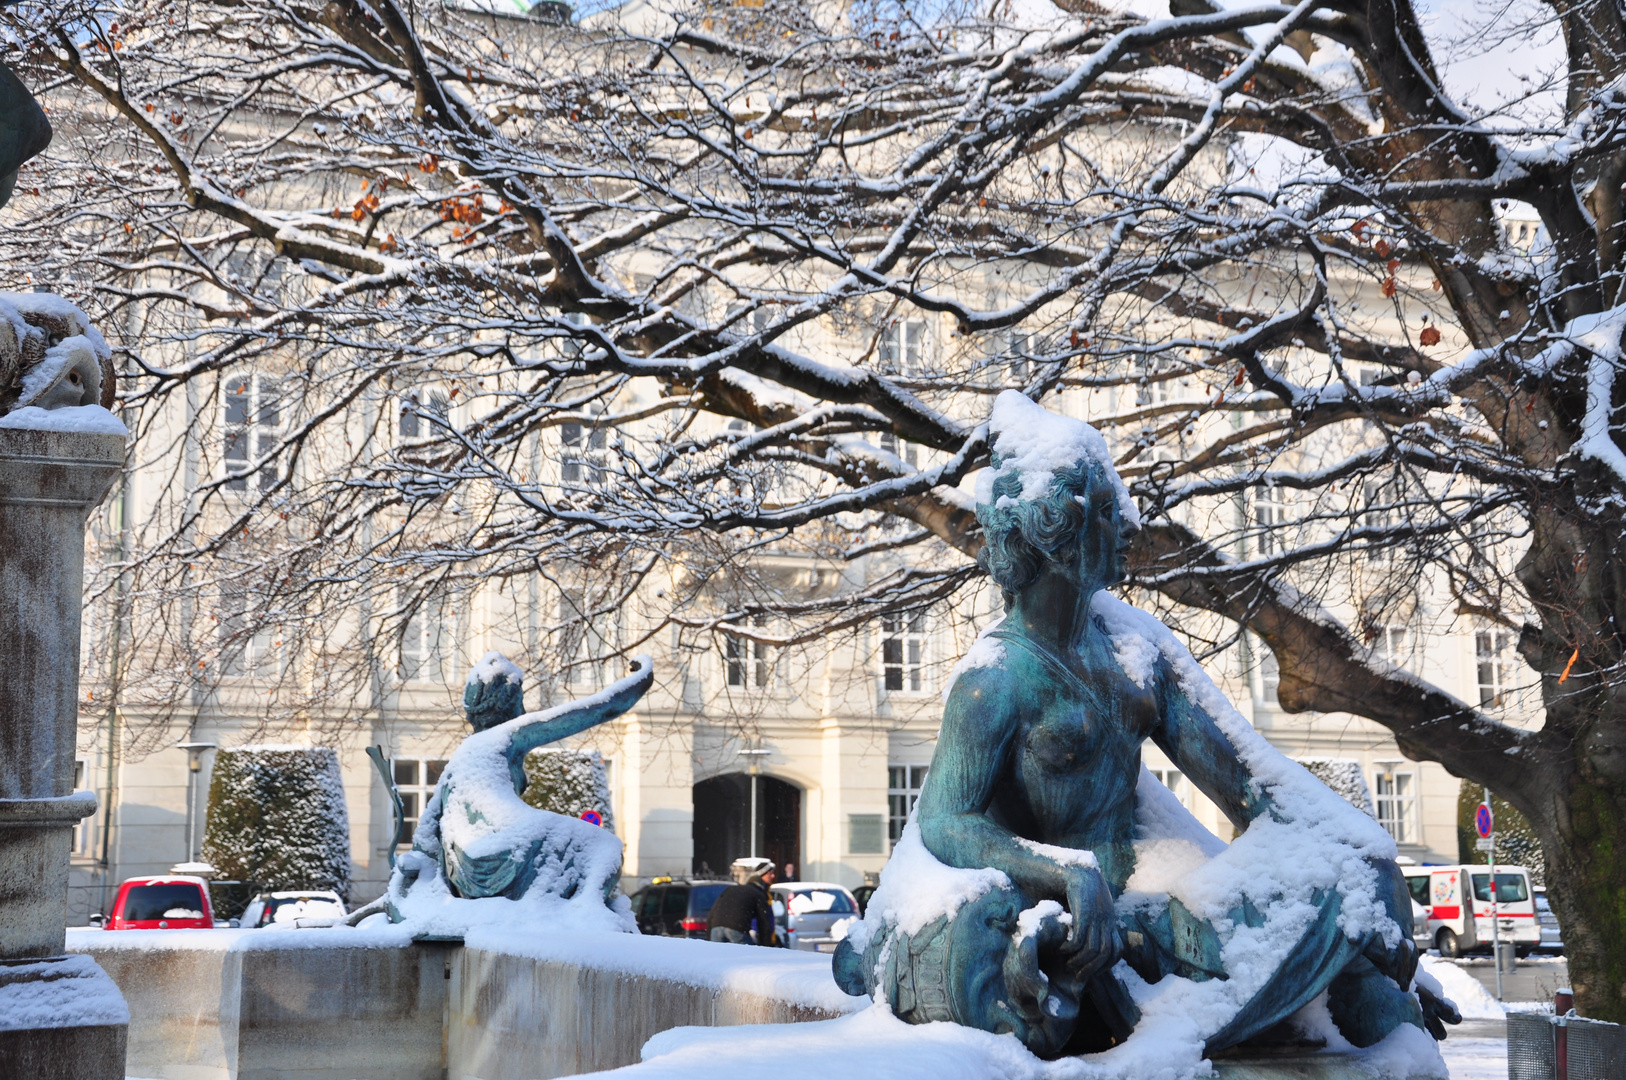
692,773,800,878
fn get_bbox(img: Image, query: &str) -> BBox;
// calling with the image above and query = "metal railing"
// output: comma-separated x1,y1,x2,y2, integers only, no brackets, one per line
1509,1003,1626,1080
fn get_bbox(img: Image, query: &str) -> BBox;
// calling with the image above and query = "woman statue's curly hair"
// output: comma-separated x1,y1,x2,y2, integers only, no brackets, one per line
975,456,1098,598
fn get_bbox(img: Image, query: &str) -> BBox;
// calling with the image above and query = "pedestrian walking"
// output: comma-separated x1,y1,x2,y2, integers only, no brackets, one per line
707,857,778,945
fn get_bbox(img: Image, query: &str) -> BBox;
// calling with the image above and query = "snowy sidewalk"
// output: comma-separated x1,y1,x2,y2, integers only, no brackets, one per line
1437,1020,1508,1080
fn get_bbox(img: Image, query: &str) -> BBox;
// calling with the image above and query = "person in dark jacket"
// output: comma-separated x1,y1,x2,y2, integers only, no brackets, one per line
708,857,777,945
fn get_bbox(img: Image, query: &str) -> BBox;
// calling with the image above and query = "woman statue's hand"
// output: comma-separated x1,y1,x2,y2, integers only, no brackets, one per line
1061,864,1122,979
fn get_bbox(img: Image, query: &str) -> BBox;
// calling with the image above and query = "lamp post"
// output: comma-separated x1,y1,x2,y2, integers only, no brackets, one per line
739,746,772,859
176,742,217,862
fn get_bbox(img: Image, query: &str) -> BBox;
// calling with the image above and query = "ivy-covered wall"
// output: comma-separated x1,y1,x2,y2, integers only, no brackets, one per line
522,749,615,834
202,745,352,916
1457,780,1545,888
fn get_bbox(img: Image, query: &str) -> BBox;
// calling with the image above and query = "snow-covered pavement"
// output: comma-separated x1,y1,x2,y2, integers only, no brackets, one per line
1437,1022,1508,1080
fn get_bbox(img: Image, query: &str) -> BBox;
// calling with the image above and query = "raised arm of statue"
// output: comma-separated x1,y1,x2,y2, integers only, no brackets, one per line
501,658,655,792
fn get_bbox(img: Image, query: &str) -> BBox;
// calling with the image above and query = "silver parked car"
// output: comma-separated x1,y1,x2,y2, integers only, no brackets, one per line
1534,888,1564,954
240,890,347,928
770,882,859,952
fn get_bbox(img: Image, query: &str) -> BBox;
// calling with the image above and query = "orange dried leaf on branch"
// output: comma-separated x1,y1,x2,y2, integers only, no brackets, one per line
1382,277,1398,298
1419,326,1442,347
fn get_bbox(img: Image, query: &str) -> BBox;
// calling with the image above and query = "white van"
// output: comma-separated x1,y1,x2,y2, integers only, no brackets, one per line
1402,864,1540,958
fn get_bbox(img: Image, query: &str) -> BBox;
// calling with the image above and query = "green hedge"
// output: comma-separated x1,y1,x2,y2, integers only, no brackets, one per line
521,748,615,833
1457,780,1545,888
202,745,352,916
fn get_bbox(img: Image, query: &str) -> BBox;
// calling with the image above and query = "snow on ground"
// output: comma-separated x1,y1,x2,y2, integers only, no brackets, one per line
1418,955,1505,1020
1437,1027,1509,1080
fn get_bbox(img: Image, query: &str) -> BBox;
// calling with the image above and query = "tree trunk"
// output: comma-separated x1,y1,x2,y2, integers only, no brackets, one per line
1544,773,1626,1021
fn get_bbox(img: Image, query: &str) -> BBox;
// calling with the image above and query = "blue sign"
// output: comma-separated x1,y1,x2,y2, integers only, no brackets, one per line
580,810,603,827
1475,803,1494,838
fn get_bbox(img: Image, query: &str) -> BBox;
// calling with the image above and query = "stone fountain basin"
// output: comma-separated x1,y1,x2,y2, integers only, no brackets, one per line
69,926,1438,1080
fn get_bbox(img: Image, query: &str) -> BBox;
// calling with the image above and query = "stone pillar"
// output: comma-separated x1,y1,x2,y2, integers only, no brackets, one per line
0,426,129,1078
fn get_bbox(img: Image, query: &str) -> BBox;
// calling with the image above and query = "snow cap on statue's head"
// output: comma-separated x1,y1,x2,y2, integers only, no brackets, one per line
467,649,524,688
976,390,1139,527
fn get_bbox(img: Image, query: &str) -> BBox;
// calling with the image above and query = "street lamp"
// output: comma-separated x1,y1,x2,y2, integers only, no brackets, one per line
738,746,772,859
176,742,217,862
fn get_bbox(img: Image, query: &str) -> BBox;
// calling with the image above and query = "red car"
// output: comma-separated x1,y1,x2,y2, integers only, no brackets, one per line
104,875,214,930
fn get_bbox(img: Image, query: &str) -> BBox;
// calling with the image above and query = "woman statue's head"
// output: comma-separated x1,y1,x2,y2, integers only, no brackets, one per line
975,392,1140,598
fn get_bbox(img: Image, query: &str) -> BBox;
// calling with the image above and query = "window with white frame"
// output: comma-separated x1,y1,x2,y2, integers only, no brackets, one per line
1241,632,1280,707
400,592,454,683
888,764,929,846
560,592,611,688
399,388,450,440
1008,331,1032,384
560,420,607,485
881,610,929,693
223,374,287,492
1476,628,1514,707
1253,483,1288,556
1260,646,1280,706
1362,477,1403,561
1135,360,1171,407
392,757,447,846
878,430,919,468
1371,624,1413,670
723,615,777,689
879,319,927,373
219,580,280,677
1148,767,1190,808
1374,771,1418,844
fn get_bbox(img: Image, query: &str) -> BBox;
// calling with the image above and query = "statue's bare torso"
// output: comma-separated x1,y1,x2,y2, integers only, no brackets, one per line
950,623,1161,888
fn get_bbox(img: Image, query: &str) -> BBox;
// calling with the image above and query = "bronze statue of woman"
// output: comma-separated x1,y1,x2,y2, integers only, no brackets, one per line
835,392,1457,1064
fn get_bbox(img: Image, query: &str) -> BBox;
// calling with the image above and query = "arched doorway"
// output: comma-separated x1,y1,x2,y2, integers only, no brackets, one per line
692,773,800,878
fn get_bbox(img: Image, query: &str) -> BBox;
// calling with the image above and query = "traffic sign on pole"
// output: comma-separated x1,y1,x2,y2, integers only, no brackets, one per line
1475,802,1494,838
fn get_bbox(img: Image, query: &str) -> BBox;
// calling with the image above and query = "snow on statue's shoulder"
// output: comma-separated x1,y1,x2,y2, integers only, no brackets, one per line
466,649,524,687
941,617,1008,701
977,389,1140,527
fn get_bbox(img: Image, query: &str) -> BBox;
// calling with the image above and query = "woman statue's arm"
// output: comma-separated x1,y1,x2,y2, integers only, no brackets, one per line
917,667,1120,976
1151,660,1275,832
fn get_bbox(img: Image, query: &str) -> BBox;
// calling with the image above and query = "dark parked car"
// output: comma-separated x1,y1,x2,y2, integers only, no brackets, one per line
1535,888,1564,954
628,877,730,938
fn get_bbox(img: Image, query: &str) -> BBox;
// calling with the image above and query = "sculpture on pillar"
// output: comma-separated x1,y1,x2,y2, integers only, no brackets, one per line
362,653,651,936
0,54,131,1078
834,392,1459,1071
